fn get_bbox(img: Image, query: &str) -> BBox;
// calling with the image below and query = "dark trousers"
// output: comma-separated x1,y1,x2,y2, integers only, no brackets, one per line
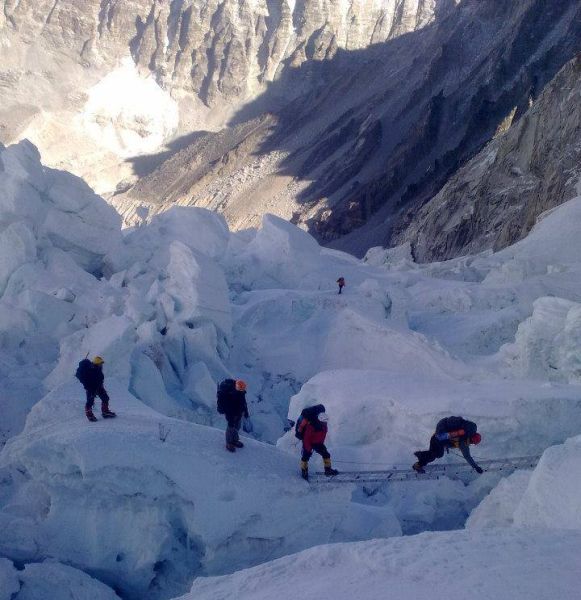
86,386,109,411
302,443,331,462
416,435,445,467
225,414,242,445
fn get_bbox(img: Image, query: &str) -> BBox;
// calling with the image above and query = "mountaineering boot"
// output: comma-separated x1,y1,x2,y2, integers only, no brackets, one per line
85,408,97,422
323,458,339,477
233,441,244,448
226,444,236,453
101,402,116,419
412,462,425,474
300,460,309,481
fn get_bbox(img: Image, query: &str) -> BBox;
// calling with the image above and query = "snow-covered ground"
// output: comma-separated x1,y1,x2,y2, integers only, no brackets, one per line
1,139,581,598
178,528,581,600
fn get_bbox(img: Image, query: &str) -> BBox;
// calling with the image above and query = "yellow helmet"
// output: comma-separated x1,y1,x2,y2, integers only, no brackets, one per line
92,356,104,365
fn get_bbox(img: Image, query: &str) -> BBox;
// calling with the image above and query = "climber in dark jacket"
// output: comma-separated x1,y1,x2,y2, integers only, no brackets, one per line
76,356,116,422
218,379,249,452
413,416,482,474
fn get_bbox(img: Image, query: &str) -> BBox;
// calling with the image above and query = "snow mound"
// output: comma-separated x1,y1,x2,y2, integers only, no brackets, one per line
491,197,581,275
514,435,581,530
0,382,401,599
176,528,581,600
468,434,581,532
363,242,415,269
79,57,179,158
0,558,118,600
228,214,324,288
232,287,462,383
466,470,532,529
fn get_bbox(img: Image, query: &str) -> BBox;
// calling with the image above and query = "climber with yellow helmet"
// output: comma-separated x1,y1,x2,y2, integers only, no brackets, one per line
75,355,116,422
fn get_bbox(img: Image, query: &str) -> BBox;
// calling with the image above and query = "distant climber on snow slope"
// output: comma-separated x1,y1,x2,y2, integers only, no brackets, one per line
217,378,250,452
75,355,116,422
336,277,345,294
413,416,482,474
295,404,339,481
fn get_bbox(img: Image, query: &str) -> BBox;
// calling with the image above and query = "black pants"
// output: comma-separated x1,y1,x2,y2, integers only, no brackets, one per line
302,443,331,462
86,386,109,411
225,414,242,445
415,435,445,467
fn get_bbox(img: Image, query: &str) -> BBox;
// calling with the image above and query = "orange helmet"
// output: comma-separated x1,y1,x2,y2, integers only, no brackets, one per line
235,380,247,392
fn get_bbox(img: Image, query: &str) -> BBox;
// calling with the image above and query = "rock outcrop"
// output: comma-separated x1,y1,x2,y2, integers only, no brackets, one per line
394,53,581,262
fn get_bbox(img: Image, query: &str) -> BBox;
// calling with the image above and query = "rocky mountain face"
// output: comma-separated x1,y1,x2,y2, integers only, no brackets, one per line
0,0,447,191
393,54,581,262
3,0,445,104
113,0,581,257
2,0,580,260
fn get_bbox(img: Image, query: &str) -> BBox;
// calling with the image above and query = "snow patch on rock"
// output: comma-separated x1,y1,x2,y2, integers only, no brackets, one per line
79,58,179,158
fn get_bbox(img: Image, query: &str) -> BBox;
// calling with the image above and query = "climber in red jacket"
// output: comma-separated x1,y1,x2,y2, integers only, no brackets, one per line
295,404,339,481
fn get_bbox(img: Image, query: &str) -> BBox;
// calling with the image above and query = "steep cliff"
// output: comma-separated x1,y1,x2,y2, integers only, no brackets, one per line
393,53,581,262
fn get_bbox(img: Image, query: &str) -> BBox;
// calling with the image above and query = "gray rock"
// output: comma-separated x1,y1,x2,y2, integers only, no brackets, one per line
0,0,441,114
112,0,581,257
395,54,581,262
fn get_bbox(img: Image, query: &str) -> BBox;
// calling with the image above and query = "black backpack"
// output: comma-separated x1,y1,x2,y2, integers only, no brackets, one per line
294,414,306,440
217,379,236,414
462,419,478,438
294,404,326,439
75,359,92,386
437,416,477,437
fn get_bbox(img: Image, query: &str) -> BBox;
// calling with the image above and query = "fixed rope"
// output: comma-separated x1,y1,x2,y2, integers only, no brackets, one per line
311,455,542,484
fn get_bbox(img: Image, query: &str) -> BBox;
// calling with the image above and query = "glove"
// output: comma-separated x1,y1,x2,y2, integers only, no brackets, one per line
475,466,483,474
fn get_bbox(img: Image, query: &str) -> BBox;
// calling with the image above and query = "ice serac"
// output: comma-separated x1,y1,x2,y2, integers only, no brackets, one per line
395,54,581,262
0,141,123,443
0,140,237,444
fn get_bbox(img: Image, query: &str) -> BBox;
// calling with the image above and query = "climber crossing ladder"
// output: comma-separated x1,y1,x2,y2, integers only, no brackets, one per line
309,455,542,484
